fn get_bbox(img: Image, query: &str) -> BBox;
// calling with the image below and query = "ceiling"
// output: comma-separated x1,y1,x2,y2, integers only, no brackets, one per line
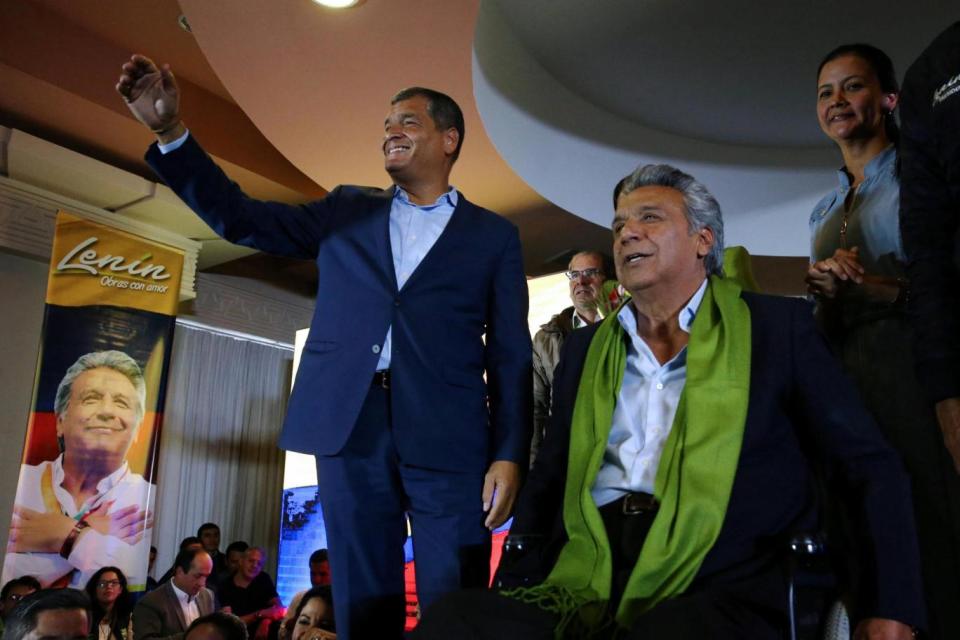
0,0,954,294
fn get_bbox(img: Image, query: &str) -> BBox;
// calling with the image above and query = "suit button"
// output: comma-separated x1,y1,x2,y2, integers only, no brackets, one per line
372,344,381,354
394,298,401,307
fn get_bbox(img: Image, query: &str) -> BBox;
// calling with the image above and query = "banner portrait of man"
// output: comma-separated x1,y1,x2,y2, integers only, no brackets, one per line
3,350,155,589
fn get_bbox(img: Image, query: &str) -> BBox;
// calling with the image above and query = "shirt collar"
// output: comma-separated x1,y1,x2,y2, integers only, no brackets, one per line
52,454,130,514
836,143,896,188
572,309,602,329
171,581,194,604
616,278,708,337
393,185,458,209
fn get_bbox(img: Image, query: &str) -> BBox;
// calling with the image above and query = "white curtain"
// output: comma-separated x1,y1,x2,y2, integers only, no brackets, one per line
151,321,292,576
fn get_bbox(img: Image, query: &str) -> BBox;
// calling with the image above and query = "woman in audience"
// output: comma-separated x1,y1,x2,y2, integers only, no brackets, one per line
84,566,134,640
807,43,960,638
287,586,335,640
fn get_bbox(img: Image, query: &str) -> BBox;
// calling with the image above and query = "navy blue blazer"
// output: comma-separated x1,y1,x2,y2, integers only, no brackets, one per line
147,136,532,472
504,291,925,628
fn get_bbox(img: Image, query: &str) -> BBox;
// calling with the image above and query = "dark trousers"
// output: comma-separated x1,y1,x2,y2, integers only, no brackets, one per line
414,495,787,639
315,382,491,640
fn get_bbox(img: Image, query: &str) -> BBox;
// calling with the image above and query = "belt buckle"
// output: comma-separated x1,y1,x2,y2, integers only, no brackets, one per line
622,492,657,515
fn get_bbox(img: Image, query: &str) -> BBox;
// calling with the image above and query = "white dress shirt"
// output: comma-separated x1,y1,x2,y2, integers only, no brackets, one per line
171,581,200,627
591,279,707,506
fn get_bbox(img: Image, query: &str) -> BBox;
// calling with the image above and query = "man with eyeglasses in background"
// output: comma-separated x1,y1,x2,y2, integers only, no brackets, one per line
530,251,607,467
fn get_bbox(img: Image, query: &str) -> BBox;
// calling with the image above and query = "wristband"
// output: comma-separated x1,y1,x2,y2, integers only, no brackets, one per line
60,520,90,559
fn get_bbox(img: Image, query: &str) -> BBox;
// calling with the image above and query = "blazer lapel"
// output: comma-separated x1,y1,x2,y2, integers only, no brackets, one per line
164,582,187,630
373,186,399,292
400,192,468,292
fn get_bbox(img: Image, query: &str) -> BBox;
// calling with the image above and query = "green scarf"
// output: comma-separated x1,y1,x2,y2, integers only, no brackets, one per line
507,269,753,636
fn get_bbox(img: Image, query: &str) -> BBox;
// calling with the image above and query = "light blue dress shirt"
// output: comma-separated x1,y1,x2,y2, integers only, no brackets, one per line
376,186,457,370
591,279,707,507
809,144,905,276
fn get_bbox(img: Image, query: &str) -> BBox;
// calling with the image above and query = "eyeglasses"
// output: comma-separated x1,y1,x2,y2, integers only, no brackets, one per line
97,580,122,589
6,592,30,603
564,268,602,281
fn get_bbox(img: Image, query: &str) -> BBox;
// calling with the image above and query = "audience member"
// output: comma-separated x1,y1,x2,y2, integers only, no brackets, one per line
158,537,204,584
279,550,332,640
4,588,91,640
198,523,227,577
84,566,133,640
133,548,217,640
808,42,960,639
414,164,924,639
184,612,248,640
218,547,283,640
531,250,606,466
286,587,335,640
220,542,249,585
1,576,41,634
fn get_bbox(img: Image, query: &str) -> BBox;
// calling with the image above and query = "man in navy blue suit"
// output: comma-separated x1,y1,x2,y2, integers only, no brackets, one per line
117,54,532,639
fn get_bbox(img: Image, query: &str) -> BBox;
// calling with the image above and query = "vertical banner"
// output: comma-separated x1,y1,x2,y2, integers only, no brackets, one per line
2,211,183,591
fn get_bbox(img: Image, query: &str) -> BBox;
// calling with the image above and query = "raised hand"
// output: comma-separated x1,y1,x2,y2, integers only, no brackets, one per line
116,54,184,141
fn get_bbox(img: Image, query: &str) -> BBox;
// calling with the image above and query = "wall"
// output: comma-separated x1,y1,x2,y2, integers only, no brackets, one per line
0,250,47,557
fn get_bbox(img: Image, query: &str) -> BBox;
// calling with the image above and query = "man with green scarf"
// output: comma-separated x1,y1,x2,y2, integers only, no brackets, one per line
414,165,925,639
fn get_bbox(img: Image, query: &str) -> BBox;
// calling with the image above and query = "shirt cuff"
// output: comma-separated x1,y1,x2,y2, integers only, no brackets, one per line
157,129,190,154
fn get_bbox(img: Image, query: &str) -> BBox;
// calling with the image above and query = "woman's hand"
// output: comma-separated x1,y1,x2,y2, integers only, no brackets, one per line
806,247,864,299
297,626,337,640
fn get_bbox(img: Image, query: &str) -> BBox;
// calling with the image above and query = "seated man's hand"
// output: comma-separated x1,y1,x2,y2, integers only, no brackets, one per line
8,506,77,553
853,618,915,640
253,618,271,640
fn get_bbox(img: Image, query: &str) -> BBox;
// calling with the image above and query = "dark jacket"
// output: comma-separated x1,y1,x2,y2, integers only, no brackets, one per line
500,292,926,629
146,135,532,472
900,21,960,403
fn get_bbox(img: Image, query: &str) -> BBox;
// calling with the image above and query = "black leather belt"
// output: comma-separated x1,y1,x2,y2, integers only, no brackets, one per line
621,491,658,515
372,370,390,389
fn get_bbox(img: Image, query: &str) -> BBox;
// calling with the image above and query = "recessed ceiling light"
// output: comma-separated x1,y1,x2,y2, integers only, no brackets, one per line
313,0,364,8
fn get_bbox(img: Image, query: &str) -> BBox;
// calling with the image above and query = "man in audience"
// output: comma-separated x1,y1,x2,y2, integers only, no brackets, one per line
415,164,926,639
2,350,154,589
159,536,204,585
1,576,42,634
279,549,333,638
217,547,283,640
198,523,227,577
134,548,217,640
3,588,91,640
185,612,249,640
216,541,249,592
531,250,606,466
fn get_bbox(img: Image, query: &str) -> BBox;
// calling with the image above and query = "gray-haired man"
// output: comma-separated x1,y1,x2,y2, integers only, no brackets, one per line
2,350,155,589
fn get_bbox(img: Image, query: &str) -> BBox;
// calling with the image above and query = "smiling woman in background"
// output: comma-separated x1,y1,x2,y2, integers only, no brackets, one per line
807,43,960,639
